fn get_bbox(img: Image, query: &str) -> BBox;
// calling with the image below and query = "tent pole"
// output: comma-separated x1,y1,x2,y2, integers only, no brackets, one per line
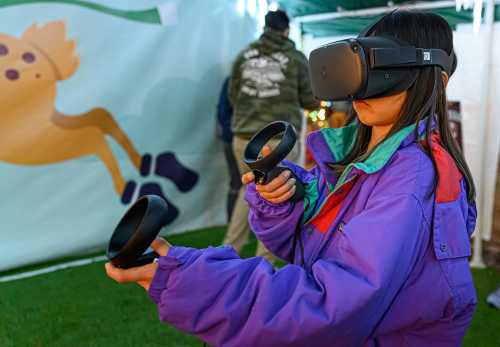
470,0,495,269
289,19,308,165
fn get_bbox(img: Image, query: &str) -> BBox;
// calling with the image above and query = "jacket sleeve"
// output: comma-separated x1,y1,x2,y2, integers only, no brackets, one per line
246,161,326,262
228,53,244,106
296,52,319,110
148,193,428,347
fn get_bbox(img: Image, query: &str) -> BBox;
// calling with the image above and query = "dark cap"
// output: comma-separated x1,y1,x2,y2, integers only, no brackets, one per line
265,10,289,31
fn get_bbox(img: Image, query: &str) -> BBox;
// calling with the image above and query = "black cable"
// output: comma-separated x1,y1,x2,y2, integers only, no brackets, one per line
291,213,306,267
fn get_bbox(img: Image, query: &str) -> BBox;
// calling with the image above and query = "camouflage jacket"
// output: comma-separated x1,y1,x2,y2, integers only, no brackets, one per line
229,30,318,137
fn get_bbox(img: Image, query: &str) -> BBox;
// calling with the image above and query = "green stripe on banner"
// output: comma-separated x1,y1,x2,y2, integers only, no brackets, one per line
0,0,162,24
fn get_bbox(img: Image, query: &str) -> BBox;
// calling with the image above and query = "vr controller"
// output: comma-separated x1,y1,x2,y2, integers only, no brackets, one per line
244,121,305,202
107,195,169,269
107,122,305,268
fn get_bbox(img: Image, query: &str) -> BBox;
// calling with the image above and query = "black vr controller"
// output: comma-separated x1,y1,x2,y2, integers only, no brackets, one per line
107,195,170,269
244,121,304,202
308,12,455,101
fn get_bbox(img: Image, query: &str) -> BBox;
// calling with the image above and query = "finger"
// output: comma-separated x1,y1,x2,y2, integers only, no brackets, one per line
105,262,156,284
260,178,295,199
267,185,296,204
256,170,291,193
261,145,272,158
137,280,150,291
151,237,170,256
105,262,125,283
242,172,255,185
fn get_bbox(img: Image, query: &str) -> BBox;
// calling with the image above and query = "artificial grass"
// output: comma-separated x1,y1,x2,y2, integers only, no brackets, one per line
1,226,499,347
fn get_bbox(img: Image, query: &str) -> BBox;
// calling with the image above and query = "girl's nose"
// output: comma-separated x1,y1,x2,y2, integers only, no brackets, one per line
5,69,19,80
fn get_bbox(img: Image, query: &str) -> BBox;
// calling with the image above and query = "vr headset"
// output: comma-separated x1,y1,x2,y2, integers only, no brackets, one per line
309,13,455,101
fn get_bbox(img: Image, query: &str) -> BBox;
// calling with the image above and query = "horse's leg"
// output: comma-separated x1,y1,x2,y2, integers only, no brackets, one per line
53,109,142,170
93,135,127,197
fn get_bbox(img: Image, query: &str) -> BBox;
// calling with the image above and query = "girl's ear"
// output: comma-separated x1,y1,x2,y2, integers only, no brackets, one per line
442,71,449,88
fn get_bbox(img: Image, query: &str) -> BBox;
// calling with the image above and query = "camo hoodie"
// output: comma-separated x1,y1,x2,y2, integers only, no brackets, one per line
229,30,318,136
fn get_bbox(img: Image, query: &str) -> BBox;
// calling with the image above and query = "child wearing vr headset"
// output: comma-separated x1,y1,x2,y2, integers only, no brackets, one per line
106,10,477,347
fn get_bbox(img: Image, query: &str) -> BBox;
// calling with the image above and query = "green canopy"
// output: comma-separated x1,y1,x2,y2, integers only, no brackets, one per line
279,0,430,18
278,1,500,37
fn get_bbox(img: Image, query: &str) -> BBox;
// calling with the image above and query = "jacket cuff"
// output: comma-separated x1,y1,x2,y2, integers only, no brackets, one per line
245,184,294,217
148,246,200,304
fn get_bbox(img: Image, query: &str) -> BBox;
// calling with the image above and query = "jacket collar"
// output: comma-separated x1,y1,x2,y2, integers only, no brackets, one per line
257,30,295,51
306,118,433,187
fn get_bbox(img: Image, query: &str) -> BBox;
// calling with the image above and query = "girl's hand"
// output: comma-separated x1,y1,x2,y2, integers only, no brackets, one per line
241,145,296,204
105,237,171,291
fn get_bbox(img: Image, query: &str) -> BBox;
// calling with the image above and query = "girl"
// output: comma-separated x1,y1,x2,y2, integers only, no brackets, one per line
106,10,477,347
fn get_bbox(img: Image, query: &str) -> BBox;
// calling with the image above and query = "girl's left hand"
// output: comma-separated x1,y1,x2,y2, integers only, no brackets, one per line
105,237,171,291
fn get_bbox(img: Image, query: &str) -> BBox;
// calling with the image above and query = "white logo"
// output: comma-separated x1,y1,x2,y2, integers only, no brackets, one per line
423,51,431,61
240,50,288,98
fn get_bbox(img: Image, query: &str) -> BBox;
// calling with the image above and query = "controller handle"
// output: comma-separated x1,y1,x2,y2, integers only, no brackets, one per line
107,195,168,269
243,121,305,201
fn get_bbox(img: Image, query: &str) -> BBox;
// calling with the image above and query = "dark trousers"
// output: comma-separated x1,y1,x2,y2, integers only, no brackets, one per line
223,141,242,222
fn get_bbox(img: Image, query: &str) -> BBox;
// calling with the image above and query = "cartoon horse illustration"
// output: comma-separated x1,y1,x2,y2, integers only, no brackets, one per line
0,21,198,224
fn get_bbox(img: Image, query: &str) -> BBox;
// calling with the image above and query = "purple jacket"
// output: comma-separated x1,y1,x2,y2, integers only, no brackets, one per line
148,121,477,347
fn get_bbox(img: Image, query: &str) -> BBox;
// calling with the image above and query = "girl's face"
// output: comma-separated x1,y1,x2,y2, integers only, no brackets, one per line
353,91,408,127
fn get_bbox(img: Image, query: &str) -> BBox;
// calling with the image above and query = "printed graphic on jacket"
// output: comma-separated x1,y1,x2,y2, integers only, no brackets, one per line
0,21,198,224
240,49,289,98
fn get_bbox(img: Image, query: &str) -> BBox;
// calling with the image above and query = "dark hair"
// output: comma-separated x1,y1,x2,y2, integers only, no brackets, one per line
336,10,475,201
265,10,289,31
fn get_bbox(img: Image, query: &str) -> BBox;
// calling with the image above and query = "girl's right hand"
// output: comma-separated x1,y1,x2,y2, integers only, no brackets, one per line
241,145,297,204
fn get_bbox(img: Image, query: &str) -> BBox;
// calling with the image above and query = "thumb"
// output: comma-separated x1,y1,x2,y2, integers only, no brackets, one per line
242,171,255,185
137,280,150,291
261,145,272,158
151,237,171,256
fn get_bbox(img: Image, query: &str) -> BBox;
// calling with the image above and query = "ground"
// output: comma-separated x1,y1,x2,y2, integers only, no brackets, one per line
1,226,499,347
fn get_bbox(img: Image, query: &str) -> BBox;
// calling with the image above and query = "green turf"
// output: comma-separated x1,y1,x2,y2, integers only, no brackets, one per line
1,226,499,347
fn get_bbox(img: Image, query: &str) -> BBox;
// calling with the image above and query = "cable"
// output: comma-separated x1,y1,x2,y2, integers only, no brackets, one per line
291,213,306,267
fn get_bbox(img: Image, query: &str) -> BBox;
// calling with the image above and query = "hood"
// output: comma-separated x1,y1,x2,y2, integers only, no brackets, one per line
251,30,295,54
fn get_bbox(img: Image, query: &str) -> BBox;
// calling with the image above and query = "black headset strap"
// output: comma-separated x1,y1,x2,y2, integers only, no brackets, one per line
359,9,454,75
370,46,452,75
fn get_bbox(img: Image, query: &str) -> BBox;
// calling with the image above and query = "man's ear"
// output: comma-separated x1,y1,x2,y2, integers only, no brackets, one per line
442,71,449,88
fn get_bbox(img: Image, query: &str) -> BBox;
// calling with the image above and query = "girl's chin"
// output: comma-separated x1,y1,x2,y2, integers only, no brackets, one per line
357,117,378,127
357,114,395,127
354,109,377,126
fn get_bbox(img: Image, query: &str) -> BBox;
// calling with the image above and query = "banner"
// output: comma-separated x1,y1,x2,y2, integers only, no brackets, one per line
0,0,258,270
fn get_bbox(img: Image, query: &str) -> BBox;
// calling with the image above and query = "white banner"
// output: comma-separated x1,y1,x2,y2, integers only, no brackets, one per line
0,0,259,270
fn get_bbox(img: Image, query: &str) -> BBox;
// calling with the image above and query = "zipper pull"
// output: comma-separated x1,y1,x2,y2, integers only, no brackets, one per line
337,222,345,233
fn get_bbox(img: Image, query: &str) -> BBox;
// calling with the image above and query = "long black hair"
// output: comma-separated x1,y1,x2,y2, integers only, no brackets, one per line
335,10,475,201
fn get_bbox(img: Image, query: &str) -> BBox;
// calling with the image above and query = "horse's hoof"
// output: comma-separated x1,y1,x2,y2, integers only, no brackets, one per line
154,152,199,192
140,153,152,176
121,181,137,204
138,182,179,225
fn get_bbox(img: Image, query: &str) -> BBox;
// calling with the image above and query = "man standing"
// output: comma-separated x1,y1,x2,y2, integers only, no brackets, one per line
224,9,318,262
216,77,241,222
